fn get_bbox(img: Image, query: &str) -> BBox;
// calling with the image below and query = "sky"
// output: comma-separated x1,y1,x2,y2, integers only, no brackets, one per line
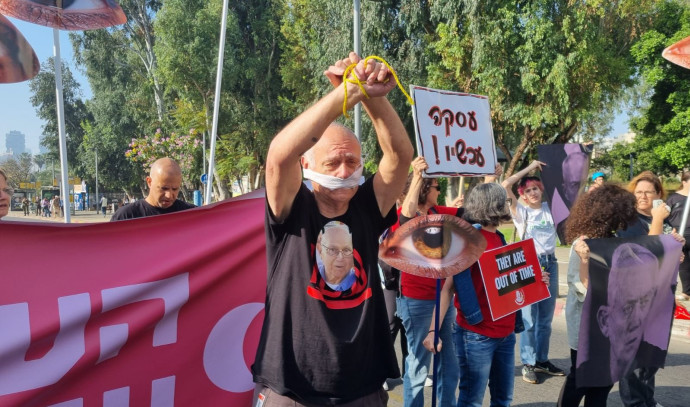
0,16,92,156
0,15,632,158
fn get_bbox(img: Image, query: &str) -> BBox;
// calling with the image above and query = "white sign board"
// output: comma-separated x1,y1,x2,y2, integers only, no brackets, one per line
410,85,497,177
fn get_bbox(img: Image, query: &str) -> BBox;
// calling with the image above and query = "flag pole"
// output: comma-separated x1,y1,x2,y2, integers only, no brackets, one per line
53,28,70,223
204,0,230,205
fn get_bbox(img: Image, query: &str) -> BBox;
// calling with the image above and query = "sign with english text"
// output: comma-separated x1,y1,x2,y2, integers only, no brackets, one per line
0,191,266,406
477,239,550,321
410,85,497,177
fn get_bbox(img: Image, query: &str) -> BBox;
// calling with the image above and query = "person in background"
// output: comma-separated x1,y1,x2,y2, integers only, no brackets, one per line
100,195,108,217
589,172,605,193
665,171,690,301
617,171,677,407
557,184,638,407
502,160,565,384
21,196,29,216
396,156,460,407
425,183,540,407
0,168,11,219
51,195,61,218
111,158,195,221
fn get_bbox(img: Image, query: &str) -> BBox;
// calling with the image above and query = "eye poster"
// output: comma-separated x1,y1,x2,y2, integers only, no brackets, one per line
378,214,486,279
0,0,127,31
477,238,550,321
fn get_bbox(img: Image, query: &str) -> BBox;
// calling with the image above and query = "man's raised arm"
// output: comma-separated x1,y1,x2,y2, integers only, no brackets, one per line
365,90,413,216
266,53,408,221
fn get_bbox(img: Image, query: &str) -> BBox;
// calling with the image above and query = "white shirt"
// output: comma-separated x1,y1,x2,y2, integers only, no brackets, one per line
565,239,588,350
513,201,557,255
100,197,108,207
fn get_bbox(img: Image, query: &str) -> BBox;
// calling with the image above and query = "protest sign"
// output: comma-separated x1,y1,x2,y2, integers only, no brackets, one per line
0,192,266,406
410,85,497,177
477,239,550,320
576,235,680,387
536,143,591,243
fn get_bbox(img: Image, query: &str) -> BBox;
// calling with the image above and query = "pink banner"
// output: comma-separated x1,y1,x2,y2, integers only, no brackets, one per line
0,192,266,406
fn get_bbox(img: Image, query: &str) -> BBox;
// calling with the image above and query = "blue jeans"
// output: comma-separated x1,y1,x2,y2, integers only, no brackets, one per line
397,295,458,407
454,323,515,407
520,254,558,365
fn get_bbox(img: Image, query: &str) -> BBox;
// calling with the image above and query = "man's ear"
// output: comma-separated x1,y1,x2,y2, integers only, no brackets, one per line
597,306,610,337
146,176,152,189
300,156,309,169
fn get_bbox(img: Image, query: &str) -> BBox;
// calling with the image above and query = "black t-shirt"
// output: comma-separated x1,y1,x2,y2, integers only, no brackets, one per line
110,199,196,221
252,178,399,404
617,212,673,238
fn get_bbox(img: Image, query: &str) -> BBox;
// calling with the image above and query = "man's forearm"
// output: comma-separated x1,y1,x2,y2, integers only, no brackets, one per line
361,97,410,164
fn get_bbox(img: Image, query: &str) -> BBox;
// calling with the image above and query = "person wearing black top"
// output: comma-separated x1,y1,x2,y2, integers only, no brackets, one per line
111,157,195,221
252,52,413,406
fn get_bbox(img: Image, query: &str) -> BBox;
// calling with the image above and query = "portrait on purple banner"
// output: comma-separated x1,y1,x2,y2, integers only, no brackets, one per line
0,14,39,83
536,143,591,243
0,0,126,31
576,235,681,387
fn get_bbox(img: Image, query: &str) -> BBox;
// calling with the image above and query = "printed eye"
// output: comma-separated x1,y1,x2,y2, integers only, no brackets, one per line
379,214,487,279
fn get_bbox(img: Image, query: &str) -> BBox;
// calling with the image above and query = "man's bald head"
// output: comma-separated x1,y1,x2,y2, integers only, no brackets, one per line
146,157,183,208
150,157,182,178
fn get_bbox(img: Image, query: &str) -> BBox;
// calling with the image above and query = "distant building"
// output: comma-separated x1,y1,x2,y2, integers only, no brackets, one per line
5,130,26,158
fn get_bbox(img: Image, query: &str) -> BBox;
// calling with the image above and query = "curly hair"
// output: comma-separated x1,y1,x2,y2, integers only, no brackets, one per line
627,171,665,199
565,184,637,243
0,168,6,181
401,171,435,205
463,183,512,227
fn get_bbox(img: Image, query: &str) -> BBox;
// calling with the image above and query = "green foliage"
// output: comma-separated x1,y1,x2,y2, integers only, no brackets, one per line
28,58,92,171
425,0,661,175
597,0,690,176
126,128,202,190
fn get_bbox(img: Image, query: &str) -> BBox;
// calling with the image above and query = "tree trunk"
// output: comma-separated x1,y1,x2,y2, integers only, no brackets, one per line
213,167,230,201
504,127,538,177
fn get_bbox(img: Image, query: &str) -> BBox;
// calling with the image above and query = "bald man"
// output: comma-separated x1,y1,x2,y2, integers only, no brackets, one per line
111,157,195,221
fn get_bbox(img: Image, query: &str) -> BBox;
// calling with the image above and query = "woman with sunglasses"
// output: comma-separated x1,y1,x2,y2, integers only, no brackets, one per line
501,160,565,384
394,156,462,407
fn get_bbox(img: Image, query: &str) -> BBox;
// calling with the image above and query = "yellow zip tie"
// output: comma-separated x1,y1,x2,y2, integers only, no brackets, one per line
341,55,415,118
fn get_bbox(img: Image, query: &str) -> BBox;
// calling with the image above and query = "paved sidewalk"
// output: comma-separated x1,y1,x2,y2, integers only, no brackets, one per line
4,209,112,223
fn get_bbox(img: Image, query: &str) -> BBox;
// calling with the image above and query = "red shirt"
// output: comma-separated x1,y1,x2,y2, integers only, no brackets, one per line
455,228,516,338
399,205,462,300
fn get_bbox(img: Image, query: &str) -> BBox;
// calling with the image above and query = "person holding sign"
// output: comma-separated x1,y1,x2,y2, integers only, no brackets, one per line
557,184,638,407
396,156,461,407
424,183,544,407
501,160,564,384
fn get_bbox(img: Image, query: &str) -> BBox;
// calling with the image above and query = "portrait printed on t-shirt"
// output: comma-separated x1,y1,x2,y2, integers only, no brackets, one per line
575,235,680,387
307,221,372,309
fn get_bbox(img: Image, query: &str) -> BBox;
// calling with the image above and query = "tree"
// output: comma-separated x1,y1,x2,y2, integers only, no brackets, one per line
155,0,284,198
425,0,663,176
70,1,164,195
2,153,34,187
626,0,690,175
28,57,92,173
